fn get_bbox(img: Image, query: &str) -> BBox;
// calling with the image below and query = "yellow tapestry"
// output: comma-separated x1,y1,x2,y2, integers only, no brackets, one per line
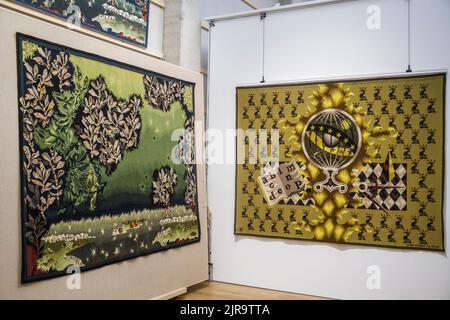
235,74,445,251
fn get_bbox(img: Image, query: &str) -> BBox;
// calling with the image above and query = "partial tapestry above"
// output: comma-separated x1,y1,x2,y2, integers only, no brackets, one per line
235,74,445,251
17,33,199,282
14,0,150,47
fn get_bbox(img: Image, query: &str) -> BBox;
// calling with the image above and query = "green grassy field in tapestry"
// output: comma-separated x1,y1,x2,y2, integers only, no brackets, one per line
70,55,187,213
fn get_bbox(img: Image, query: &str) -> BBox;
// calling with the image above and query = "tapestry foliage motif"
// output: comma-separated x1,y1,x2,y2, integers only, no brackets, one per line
17,34,199,282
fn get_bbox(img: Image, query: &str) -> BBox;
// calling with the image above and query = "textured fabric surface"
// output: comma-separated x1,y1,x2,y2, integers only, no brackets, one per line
17,34,200,282
235,74,445,251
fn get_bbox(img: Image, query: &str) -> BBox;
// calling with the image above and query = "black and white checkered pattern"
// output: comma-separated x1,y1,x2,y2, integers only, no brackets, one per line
351,163,407,211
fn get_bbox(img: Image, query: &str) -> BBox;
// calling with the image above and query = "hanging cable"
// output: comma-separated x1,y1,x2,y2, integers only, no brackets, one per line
406,0,412,72
260,12,266,83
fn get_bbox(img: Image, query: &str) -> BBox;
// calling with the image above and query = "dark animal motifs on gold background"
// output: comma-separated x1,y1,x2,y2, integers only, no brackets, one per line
235,75,444,250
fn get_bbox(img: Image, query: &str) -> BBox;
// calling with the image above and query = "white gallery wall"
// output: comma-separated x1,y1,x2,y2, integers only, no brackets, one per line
200,0,280,73
201,0,277,18
207,0,450,299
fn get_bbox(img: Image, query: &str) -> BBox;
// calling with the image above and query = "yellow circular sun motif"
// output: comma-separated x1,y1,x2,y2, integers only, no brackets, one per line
279,83,397,242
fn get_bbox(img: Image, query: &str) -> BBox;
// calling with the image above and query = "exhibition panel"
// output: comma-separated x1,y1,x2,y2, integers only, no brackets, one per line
0,6,207,299
208,0,450,299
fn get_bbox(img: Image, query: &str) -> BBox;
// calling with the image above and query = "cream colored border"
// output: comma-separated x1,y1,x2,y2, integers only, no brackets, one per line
0,0,163,59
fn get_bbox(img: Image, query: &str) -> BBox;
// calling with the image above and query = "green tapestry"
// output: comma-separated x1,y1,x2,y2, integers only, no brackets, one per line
235,74,445,251
17,34,199,282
